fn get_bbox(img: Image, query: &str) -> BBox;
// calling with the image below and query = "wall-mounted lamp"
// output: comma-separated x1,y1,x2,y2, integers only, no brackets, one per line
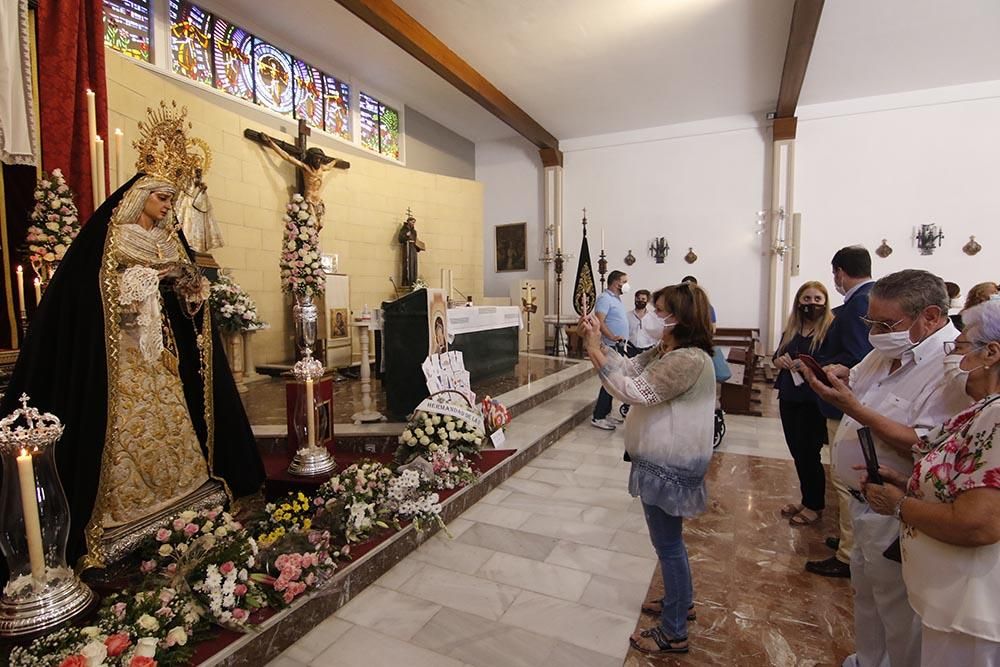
649,237,669,264
914,223,944,255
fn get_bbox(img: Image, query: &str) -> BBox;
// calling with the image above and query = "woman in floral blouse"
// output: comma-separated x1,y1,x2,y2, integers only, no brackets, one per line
865,298,1000,665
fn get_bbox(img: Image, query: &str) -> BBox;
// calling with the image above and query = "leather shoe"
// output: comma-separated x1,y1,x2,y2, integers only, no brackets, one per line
805,556,850,578
825,537,840,551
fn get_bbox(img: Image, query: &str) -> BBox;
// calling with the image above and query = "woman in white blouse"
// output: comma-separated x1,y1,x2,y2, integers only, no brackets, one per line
579,282,716,656
864,298,1000,666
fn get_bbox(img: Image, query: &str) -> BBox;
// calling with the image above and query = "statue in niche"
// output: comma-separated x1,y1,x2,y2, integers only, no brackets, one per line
244,121,349,231
174,161,225,254
397,210,425,287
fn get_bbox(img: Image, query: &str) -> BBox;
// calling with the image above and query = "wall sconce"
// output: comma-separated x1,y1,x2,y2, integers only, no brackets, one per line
649,237,669,264
914,223,944,255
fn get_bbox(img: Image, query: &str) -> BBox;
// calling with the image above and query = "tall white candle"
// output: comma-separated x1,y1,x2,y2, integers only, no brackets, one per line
113,128,124,188
15,265,25,315
86,90,98,207
33,277,41,305
440,268,447,291
555,221,562,253
16,449,46,582
95,136,106,204
304,378,316,447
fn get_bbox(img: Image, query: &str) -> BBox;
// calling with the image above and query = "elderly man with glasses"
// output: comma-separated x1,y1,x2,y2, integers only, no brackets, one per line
798,269,972,667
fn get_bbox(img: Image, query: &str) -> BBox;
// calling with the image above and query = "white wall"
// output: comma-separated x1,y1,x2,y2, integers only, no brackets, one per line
476,137,544,297
792,86,1000,304
478,81,1000,333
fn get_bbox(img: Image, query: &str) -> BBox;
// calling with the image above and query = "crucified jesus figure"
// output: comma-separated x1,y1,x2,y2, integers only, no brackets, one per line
260,135,347,230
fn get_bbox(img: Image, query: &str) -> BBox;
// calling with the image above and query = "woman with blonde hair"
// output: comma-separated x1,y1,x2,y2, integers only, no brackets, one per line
773,281,835,525
964,282,999,311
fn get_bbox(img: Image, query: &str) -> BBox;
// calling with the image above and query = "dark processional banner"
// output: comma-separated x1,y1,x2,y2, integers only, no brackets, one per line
572,229,596,316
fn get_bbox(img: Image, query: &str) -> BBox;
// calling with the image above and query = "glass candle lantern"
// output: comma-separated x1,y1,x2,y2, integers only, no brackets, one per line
287,357,335,477
0,394,94,636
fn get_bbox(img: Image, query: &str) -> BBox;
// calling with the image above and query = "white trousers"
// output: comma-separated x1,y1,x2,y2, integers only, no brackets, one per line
922,626,1000,667
848,498,921,667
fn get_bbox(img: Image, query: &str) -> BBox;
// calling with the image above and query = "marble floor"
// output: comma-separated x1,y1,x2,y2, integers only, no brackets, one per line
267,405,852,667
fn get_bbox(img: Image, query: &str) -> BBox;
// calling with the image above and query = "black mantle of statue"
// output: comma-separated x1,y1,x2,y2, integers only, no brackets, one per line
381,290,517,419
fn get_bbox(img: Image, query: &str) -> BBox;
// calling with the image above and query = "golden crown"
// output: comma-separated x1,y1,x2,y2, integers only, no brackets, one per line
132,101,211,193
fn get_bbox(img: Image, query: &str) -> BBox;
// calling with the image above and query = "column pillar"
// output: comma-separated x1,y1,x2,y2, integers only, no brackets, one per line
540,147,563,350
766,117,797,352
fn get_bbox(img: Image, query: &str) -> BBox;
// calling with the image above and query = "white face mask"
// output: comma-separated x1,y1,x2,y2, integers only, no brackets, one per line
868,329,915,359
835,282,847,297
620,282,632,294
942,350,985,397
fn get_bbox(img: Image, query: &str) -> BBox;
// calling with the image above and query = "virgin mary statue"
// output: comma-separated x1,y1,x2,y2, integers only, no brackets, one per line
0,102,264,576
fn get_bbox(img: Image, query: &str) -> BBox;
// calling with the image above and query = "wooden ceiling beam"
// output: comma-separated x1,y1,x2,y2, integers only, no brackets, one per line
774,0,825,123
334,0,559,151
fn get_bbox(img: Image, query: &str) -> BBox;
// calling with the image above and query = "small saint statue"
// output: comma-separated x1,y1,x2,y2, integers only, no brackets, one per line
174,166,225,253
397,211,425,287
244,125,349,231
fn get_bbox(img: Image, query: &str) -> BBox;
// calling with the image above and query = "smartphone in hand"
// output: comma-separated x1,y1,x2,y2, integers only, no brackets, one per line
857,427,883,485
794,353,834,387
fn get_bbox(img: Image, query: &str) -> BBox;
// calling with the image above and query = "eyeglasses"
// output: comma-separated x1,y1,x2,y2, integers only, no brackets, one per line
943,339,984,355
859,316,906,335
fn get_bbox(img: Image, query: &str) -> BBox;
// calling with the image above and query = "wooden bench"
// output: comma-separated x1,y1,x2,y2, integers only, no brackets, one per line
715,327,763,416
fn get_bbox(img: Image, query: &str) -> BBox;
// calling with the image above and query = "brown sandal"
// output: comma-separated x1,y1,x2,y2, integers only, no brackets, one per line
789,509,822,526
641,600,696,621
780,503,804,518
630,626,689,655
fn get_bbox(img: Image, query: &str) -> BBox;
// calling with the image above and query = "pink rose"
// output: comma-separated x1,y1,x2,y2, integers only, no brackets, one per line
219,561,235,575
165,563,177,574
183,523,200,536
129,657,157,667
159,588,176,604
173,518,185,531
155,528,171,542
105,633,131,657
140,560,157,573
206,510,219,520
112,601,128,619
233,583,248,596
58,656,87,667
232,608,248,621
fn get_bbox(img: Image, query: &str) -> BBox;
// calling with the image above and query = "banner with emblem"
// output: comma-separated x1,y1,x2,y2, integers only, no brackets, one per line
572,215,597,316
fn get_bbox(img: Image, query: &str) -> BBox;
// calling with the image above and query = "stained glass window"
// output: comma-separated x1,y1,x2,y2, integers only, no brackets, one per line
293,60,324,129
169,0,213,85
103,0,151,62
212,18,254,101
360,92,400,160
253,39,294,116
323,75,351,141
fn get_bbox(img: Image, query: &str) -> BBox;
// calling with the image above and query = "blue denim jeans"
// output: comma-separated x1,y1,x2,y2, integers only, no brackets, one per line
642,502,692,638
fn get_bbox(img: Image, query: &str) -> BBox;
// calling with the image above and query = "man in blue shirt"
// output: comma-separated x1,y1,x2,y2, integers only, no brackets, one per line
591,270,630,429
805,245,875,579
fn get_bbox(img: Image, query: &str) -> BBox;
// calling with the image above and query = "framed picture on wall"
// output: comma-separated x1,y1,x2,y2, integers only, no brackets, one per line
321,253,338,274
495,222,527,272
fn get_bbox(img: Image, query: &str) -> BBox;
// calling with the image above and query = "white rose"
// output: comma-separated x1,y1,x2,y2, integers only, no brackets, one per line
80,626,101,638
166,626,188,646
158,543,173,556
137,613,160,632
135,637,158,658
419,436,430,446
180,510,197,521
81,641,108,667
432,415,441,425
215,526,228,537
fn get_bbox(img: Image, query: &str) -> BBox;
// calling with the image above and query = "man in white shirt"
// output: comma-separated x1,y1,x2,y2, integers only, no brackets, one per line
800,269,972,667
626,289,663,355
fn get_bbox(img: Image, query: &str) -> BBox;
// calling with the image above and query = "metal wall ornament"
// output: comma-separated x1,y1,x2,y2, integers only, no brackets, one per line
649,237,669,264
0,395,95,637
963,235,982,256
914,223,944,255
875,239,893,259
684,247,698,264
623,250,635,266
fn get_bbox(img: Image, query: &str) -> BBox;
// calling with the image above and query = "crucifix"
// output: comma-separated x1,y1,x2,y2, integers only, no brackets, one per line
244,119,350,230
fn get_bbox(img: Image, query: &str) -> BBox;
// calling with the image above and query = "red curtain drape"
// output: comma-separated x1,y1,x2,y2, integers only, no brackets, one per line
36,0,107,219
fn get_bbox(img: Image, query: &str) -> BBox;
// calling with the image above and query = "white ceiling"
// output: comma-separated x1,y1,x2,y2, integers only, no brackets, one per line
200,0,1000,144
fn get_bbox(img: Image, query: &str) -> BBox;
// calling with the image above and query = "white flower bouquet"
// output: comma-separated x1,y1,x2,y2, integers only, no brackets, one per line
395,409,484,466
316,461,395,544
26,168,80,266
279,193,325,298
209,272,266,334
382,468,445,533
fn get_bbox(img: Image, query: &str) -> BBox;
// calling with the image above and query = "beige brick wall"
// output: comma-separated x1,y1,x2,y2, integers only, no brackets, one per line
105,55,484,364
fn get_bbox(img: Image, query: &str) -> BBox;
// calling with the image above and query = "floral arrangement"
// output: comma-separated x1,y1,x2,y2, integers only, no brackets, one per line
480,396,512,437
9,585,206,667
253,534,338,607
410,277,428,291
317,461,395,544
383,469,444,533
428,448,478,491
279,193,324,298
254,491,316,548
186,532,265,629
26,168,80,266
396,409,484,467
138,506,242,575
209,272,266,335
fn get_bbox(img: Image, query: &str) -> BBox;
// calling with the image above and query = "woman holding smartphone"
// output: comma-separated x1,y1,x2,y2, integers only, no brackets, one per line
773,281,834,525
578,282,716,655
